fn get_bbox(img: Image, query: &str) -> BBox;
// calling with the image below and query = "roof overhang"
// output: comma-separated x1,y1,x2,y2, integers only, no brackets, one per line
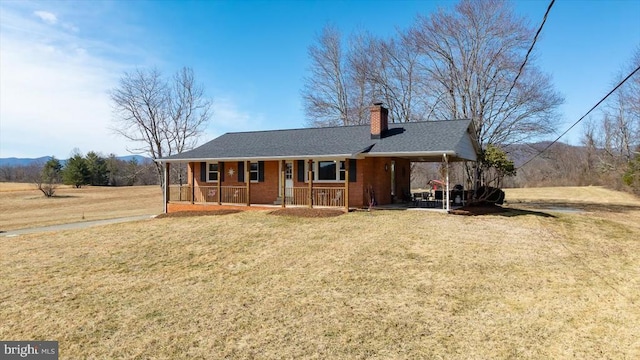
157,150,476,163
366,150,477,162
156,153,367,163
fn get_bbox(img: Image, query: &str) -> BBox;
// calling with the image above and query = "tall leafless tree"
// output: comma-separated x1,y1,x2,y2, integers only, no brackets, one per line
302,0,563,147
303,25,428,127
302,25,351,127
168,68,212,155
372,34,428,123
111,67,212,185
345,31,381,125
409,0,563,147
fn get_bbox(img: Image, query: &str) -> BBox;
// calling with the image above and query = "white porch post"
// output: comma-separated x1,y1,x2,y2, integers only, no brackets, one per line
190,162,195,204
281,160,286,209
308,159,313,208
245,160,251,206
344,159,350,212
444,154,450,212
163,162,170,214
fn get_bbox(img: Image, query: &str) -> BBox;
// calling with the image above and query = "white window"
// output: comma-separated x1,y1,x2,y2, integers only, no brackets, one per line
306,160,346,182
207,162,218,182
249,162,259,182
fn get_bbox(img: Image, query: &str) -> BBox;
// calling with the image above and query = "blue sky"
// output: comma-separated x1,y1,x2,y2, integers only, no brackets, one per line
1,0,639,159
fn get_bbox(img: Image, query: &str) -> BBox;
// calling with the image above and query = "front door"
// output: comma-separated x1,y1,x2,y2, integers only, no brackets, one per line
280,161,294,200
285,161,294,199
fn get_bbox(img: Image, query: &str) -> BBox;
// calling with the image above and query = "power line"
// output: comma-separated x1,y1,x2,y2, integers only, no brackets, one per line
496,0,555,117
519,63,640,169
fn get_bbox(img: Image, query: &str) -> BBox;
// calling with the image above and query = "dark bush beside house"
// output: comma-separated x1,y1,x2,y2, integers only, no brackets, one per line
475,186,505,205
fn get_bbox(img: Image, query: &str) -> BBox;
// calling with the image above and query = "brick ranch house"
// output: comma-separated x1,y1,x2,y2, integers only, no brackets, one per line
157,103,480,213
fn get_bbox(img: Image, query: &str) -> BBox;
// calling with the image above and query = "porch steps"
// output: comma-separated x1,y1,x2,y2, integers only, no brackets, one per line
273,197,294,205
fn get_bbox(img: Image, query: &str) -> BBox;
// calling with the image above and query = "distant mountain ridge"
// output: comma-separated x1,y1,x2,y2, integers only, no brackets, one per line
0,155,151,167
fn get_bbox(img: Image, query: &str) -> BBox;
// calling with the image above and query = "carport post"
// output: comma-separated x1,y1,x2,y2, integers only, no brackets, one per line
444,154,450,212
163,162,170,214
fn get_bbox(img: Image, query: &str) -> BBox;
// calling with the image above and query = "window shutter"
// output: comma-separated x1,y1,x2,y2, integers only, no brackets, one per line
297,160,305,182
200,162,206,182
237,161,244,182
220,162,225,182
258,161,265,182
349,159,357,182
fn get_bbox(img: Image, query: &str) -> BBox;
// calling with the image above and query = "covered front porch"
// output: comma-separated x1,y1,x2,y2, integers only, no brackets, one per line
161,152,476,213
162,159,352,213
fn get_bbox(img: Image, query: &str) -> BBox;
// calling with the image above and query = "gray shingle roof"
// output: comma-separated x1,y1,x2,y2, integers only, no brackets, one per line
160,119,478,162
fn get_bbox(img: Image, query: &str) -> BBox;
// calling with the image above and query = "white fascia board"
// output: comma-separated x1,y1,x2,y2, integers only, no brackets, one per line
157,153,362,163
366,150,457,157
367,150,477,161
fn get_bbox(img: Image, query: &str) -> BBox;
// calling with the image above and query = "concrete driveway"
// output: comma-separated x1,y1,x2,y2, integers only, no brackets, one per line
1,215,157,237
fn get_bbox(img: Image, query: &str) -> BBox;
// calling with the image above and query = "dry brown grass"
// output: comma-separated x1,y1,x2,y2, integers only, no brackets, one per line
0,183,163,231
505,185,640,206
1,187,639,358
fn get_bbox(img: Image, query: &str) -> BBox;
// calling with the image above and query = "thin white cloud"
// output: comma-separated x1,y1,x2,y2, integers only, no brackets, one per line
33,10,57,24
61,22,79,32
0,34,124,158
0,1,265,158
203,97,266,142
0,2,132,158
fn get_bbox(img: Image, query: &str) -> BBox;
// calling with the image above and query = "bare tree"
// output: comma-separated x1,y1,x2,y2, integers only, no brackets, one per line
302,0,563,144
111,67,212,185
303,25,428,127
345,31,381,125
168,67,212,155
168,67,212,185
302,25,351,127
34,157,62,197
370,34,428,123
409,0,563,147
579,46,640,190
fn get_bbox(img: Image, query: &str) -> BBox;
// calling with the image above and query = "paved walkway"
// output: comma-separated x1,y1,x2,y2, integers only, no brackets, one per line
1,215,157,237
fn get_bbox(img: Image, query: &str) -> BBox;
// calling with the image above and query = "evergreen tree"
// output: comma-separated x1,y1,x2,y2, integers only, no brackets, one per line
85,151,108,186
63,153,90,188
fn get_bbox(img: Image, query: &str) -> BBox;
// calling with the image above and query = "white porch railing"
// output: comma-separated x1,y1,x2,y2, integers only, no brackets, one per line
169,185,345,207
312,187,344,207
168,185,246,205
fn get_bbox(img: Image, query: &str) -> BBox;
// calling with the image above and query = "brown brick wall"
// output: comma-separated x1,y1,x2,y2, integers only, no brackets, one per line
191,161,281,205
356,157,411,206
250,161,279,204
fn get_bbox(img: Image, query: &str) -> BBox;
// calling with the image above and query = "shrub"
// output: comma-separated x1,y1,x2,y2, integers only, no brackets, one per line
475,186,505,205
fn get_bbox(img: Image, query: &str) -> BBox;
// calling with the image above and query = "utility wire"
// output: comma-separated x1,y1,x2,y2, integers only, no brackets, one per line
495,0,555,117
519,63,640,169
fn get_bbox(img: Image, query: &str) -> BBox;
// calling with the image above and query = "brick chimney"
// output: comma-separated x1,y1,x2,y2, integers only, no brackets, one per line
370,102,388,139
